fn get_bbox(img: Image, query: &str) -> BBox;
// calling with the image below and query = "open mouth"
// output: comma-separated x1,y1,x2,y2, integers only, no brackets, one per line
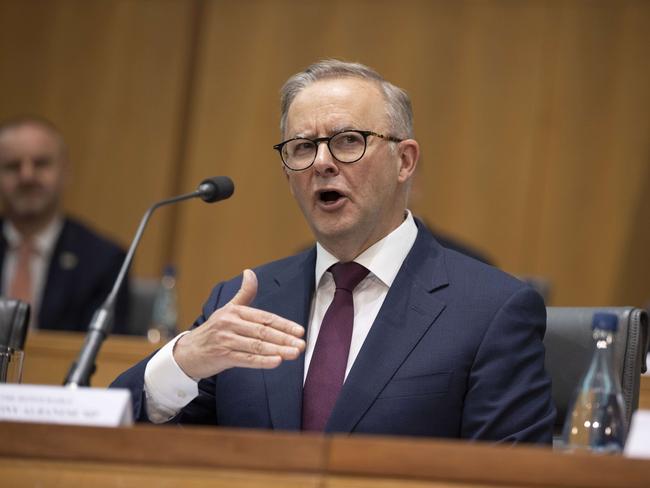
319,190,344,204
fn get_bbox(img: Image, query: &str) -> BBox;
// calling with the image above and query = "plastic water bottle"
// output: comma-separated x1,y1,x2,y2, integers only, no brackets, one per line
561,312,627,453
147,265,178,343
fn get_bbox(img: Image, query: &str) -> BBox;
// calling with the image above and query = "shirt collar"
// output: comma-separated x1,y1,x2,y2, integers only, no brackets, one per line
314,210,418,288
3,216,64,256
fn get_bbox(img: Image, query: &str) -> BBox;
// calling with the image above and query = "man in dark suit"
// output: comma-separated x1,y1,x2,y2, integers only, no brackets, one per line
0,116,129,333
112,60,555,442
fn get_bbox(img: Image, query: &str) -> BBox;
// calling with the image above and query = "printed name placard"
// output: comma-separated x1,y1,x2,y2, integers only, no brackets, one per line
0,384,132,427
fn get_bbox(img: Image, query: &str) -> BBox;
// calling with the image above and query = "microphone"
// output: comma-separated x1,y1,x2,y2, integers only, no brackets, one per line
64,176,234,387
197,176,235,203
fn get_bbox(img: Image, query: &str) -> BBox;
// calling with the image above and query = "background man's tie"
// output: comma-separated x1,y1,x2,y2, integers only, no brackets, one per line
9,238,35,304
302,261,369,431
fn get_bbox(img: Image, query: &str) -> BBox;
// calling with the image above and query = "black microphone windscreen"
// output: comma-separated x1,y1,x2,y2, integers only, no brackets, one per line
198,176,235,203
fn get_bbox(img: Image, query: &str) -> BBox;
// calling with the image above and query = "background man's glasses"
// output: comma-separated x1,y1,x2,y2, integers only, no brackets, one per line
273,129,403,171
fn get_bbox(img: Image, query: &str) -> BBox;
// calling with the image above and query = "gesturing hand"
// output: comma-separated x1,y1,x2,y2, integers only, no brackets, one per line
173,269,306,380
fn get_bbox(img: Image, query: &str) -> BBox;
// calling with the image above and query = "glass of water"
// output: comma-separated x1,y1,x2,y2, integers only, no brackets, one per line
0,349,25,383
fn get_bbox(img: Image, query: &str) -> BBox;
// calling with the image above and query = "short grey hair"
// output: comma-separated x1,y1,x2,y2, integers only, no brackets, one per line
279,59,414,140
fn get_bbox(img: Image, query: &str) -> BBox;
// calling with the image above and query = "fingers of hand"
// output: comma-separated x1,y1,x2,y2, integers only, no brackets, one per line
196,298,305,373
227,315,304,354
231,333,302,360
227,351,283,370
236,306,305,339
229,269,258,307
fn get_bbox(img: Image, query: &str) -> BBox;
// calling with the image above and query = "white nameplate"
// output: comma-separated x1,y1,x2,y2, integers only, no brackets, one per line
0,384,133,427
624,409,650,459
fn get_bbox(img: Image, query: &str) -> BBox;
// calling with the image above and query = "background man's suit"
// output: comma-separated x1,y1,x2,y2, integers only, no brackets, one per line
0,217,130,334
112,222,555,442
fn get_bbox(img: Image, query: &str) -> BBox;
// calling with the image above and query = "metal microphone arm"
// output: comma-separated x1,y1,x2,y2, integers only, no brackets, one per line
64,176,234,388
106,190,204,314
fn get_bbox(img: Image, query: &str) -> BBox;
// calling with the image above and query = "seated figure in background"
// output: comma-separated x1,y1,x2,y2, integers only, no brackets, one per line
0,116,130,333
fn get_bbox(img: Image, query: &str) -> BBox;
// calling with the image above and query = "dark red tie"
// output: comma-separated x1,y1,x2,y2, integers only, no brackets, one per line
302,262,369,431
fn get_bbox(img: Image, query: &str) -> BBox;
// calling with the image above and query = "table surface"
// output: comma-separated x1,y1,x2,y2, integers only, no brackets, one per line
1,422,649,488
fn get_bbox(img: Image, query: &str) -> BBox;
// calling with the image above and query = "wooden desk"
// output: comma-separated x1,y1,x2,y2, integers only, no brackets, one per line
21,331,157,387
0,423,648,487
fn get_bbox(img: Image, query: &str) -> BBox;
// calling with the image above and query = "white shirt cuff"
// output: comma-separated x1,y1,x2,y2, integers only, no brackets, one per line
144,331,199,423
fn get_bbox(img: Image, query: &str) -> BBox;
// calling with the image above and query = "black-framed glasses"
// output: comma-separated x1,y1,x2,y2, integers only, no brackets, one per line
273,129,403,171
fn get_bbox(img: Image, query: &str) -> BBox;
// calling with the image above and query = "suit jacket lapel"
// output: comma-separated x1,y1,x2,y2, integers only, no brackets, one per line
326,228,449,433
257,248,316,430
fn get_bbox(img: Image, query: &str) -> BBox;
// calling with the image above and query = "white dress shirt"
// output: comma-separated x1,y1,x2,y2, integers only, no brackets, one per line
2,217,64,328
143,211,418,423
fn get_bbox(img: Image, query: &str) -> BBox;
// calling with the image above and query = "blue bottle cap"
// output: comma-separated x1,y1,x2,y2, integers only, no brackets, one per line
163,265,176,278
592,312,618,332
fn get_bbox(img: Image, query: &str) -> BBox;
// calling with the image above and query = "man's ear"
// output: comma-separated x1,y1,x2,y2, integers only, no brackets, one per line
282,166,297,198
282,165,293,190
397,139,419,183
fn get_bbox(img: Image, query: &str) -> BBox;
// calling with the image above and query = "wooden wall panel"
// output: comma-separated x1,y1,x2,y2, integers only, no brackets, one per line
175,0,552,323
174,0,650,325
530,1,650,305
1,0,648,330
0,0,197,278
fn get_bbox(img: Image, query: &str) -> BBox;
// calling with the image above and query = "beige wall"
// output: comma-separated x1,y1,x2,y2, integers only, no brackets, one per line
0,0,648,329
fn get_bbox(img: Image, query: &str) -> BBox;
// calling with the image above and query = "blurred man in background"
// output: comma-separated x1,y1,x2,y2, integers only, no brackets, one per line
0,116,129,333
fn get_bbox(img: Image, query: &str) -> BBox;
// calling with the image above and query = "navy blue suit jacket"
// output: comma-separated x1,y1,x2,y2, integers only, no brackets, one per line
0,217,130,334
112,223,555,442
